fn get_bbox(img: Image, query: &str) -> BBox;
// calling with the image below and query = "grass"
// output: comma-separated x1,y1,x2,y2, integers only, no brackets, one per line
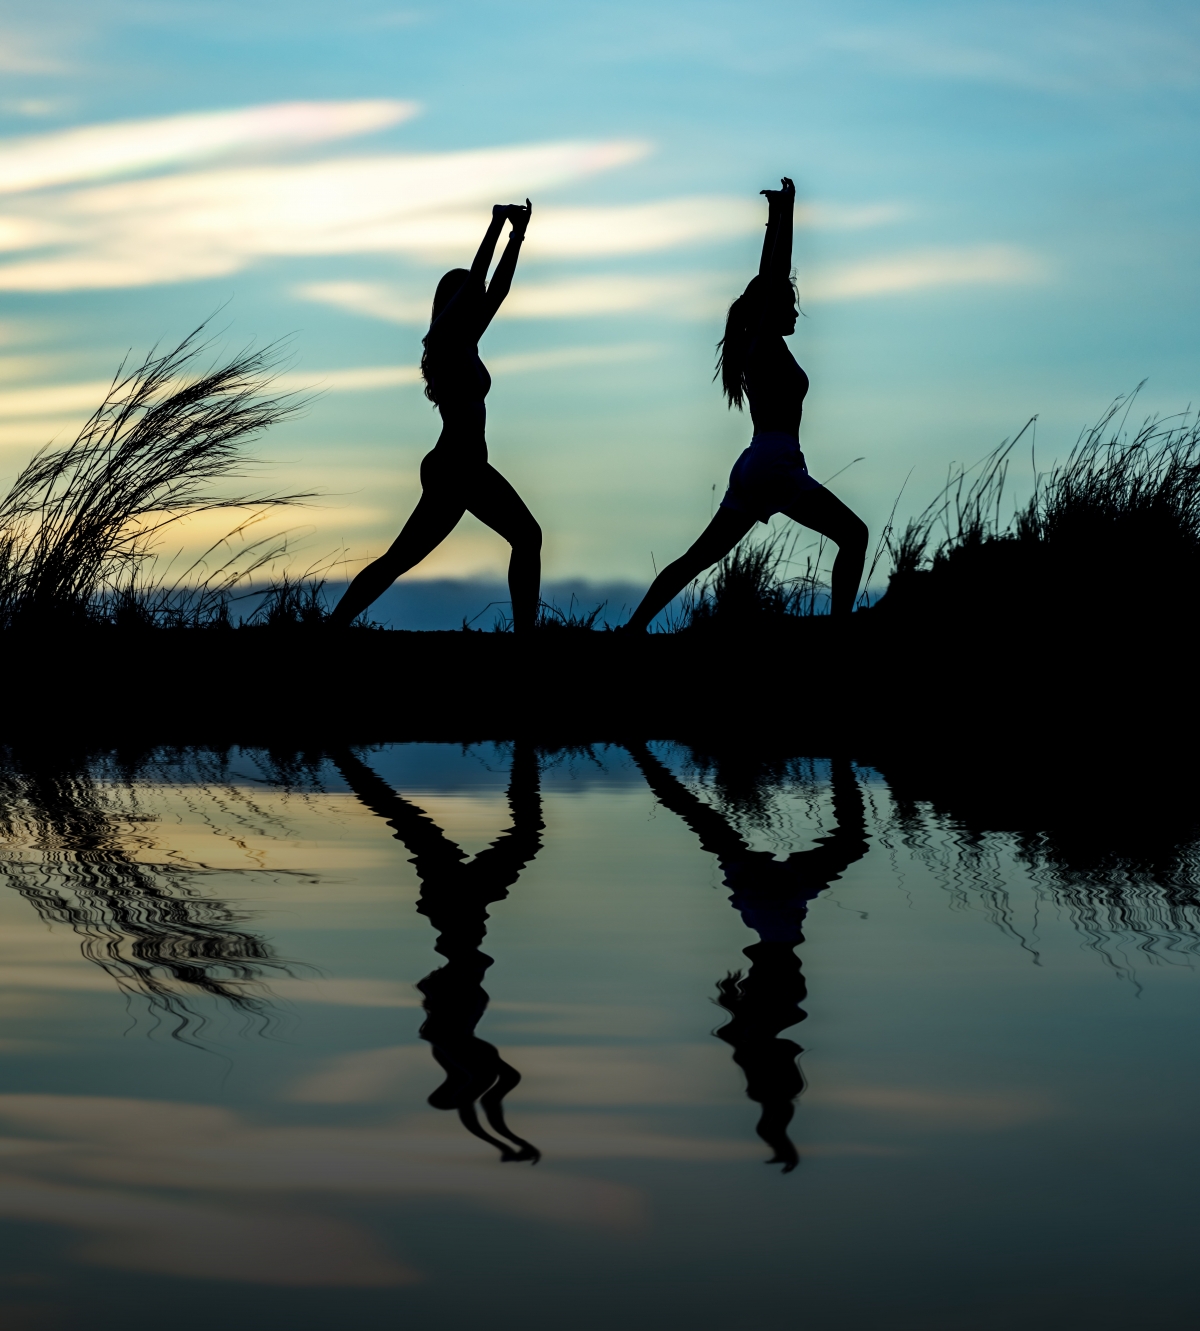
0,323,310,630
3,361,1198,636
680,528,830,632
881,389,1200,618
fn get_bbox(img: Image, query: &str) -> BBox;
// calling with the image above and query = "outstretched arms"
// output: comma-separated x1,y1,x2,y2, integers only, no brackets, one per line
428,202,532,342
758,176,795,282
480,200,532,329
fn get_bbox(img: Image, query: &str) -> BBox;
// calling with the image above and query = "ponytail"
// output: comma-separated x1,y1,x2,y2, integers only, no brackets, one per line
420,268,472,404
714,275,797,409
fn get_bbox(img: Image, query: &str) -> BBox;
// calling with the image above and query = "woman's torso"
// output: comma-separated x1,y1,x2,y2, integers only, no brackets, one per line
427,338,491,459
744,336,808,438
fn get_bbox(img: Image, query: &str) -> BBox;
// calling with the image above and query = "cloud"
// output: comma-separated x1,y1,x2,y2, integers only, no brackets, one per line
299,245,1041,325
0,1093,647,1249
0,138,649,290
297,282,429,324
0,1174,412,1286
287,1043,740,1109
0,99,901,292
0,28,63,74
2,98,65,117
284,197,896,271
0,100,418,195
300,274,730,322
0,346,660,440
268,977,420,1007
0,378,111,417
804,244,1047,301
813,1083,1056,1131
501,275,723,318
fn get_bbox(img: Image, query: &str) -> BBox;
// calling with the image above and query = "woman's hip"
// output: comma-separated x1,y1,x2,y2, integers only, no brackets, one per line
720,438,822,522
421,440,490,486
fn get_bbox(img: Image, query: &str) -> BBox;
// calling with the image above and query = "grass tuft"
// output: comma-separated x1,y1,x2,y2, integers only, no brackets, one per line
0,323,311,629
684,529,829,630
881,389,1200,617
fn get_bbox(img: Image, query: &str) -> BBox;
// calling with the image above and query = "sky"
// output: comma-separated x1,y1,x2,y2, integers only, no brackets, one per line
0,0,1198,597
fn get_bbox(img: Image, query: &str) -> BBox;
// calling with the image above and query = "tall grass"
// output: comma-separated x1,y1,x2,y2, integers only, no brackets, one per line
0,325,310,628
884,390,1200,612
685,528,829,630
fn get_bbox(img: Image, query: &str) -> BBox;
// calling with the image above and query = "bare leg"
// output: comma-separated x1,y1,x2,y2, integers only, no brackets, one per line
465,465,542,633
329,490,464,627
780,488,868,617
625,507,757,632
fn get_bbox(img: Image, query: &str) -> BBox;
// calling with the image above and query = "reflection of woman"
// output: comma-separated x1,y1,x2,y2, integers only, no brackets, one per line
625,743,868,1171
332,745,543,1162
624,179,868,630
330,202,541,630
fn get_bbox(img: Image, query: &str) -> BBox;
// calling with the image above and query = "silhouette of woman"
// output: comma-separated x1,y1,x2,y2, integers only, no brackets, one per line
330,203,542,630
624,179,868,629
332,744,543,1162
623,742,868,1171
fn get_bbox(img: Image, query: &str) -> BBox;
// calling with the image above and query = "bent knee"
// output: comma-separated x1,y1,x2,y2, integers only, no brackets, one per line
510,519,542,553
839,514,869,554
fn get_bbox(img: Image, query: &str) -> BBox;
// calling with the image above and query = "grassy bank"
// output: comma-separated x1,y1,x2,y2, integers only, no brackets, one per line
0,350,1195,745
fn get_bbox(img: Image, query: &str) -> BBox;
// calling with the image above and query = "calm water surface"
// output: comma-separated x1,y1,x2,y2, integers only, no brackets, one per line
0,742,1196,1330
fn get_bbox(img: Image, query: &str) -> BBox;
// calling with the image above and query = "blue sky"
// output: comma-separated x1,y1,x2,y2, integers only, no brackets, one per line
1,0,1198,590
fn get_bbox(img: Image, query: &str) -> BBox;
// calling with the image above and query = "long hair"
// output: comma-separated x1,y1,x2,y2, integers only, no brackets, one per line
420,268,472,404
714,275,797,410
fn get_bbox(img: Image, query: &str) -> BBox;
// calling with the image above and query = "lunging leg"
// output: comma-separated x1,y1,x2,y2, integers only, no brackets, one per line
466,465,542,633
330,490,465,627
625,507,757,632
781,489,868,618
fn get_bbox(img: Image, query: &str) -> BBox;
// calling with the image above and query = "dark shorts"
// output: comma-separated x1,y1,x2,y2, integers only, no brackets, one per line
719,432,823,524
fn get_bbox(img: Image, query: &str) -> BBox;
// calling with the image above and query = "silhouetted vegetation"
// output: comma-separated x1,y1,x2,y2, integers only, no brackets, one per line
0,325,309,630
683,529,829,631
881,391,1200,618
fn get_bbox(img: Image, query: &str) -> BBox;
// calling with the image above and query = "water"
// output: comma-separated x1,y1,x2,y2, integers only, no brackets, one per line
0,742,1196,1330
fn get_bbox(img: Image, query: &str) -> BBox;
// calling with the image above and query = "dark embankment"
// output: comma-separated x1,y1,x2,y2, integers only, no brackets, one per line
2,386,1195,750
2,598,1188,748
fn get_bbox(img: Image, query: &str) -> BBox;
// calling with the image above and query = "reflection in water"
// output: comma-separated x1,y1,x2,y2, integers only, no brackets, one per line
333,744,544,1162
878,755,1200,976
626,744,868,1171
0,748,290,1038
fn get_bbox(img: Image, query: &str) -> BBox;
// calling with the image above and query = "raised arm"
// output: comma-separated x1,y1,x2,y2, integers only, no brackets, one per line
758,177,795,281
471,205,509,285
481,200,532,329
426,204,528,343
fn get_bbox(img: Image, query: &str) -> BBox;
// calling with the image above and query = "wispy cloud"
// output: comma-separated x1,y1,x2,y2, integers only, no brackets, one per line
804,244,1047,301
299,245,1042,325
0,131,649,290
0,345,660,437
0,100,417,195
296,282,429,324
293,197,899,264
0,27,64,75
298,274,728,322
0,104,909,292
